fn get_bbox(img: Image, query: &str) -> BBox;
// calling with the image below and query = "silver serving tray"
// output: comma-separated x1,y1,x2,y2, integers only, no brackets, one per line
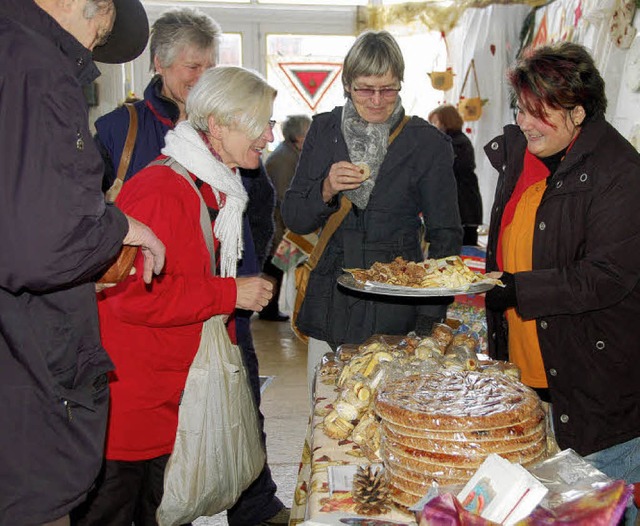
337,273,495,297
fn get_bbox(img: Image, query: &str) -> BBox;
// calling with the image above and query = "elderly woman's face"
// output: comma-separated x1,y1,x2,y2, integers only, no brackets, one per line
516,100,583,158
156,45,215,110
346,71,400,124
216,121,275,170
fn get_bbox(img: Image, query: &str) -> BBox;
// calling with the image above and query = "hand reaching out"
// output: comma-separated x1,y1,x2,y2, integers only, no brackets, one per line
122,215,166,284
235,276,273,311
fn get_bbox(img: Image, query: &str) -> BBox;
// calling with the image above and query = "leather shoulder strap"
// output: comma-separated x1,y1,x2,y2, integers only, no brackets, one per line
389,115,410,145
105,103,138,203
306,195,352,270
118,103,139,181
305,114,411,271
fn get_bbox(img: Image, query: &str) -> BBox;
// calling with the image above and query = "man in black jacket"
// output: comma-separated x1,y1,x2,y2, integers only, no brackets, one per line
0,1,165,524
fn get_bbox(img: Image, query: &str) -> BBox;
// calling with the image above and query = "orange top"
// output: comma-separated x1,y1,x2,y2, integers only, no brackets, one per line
501,179,548,388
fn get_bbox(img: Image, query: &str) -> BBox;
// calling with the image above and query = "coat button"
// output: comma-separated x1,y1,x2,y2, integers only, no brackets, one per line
580,173,588,182
549,368,557,376
491,141,499,150
555,180,563,188
76,57,84,67
595,340,605,350
560,414,569,423
540,320,548,329
538,221,546,231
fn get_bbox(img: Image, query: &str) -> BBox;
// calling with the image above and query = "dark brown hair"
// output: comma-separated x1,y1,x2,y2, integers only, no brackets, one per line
508,41,606,125
428,104,463,133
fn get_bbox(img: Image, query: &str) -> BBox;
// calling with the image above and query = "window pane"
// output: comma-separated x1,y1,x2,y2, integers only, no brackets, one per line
219,33,242,66
267,34,354,147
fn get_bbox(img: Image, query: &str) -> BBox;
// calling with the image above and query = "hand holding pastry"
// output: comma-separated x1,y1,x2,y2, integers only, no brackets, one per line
322,161,370,202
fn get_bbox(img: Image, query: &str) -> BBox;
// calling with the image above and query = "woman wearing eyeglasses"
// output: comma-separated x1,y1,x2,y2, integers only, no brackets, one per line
282,30,463,390
74,67,276,525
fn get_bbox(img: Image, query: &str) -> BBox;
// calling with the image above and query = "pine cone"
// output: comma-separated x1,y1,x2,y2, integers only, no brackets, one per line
352,465,390,516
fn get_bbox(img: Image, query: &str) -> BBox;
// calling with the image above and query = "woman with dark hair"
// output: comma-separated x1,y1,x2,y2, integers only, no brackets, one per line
484,42,640,524
282,30,462,390
429,104,482,245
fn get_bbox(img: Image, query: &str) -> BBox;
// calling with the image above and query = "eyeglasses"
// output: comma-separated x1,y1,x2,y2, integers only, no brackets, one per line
352,86,401,99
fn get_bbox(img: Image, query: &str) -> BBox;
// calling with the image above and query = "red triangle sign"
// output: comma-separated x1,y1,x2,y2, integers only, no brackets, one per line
292,70,331,97
277,61,343,111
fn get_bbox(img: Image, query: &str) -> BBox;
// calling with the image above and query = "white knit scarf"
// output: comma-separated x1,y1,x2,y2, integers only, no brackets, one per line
162,121,248,278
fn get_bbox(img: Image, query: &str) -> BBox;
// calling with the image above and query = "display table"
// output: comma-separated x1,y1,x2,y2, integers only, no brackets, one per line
290,373,417,525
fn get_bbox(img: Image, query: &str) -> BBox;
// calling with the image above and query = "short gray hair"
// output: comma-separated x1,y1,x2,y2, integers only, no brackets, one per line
187,67,277,140
150,8,221,72
342,30,404,97
282,115,312,143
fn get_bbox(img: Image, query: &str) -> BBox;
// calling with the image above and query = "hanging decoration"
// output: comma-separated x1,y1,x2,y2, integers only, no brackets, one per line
457,59,486,122
356,0,549,34
269,57,343,112
609,0,637,49
428,32,454,91
532,11,549,48
574,0,583,26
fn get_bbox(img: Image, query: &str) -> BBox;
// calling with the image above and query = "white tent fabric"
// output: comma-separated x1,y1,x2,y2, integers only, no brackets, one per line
443,5,531,225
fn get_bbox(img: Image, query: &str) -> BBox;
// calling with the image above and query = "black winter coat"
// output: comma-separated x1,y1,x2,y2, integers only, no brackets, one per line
449,130,482,229
0,2,128,523
282,107,462,347
485,121,640,456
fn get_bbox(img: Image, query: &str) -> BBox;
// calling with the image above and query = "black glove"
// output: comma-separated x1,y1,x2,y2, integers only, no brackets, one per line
415,314,444,336
485,271,518,312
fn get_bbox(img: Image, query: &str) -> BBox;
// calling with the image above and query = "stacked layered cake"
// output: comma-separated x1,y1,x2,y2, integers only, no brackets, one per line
374,370,547,508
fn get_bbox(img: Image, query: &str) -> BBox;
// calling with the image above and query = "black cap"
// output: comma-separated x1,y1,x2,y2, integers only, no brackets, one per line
93,0,149,64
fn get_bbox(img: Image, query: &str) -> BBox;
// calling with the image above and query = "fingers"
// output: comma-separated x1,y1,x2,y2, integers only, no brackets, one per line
235,276,274,311
323,162,368,202
123,215,166,284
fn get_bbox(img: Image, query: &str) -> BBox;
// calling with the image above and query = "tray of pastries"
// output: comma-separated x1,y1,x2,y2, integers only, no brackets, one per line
339,255,500,297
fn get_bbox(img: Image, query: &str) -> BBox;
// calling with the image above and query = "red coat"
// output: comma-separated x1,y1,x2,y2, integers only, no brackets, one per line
99,158,237,461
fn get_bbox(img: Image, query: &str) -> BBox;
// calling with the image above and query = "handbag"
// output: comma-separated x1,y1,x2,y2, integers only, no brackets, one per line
428,33,454,91
457,59,484,122
156,158,265,526
289,115,411,342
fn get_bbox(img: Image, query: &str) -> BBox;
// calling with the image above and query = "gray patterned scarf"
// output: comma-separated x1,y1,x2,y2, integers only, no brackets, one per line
341,97,404,209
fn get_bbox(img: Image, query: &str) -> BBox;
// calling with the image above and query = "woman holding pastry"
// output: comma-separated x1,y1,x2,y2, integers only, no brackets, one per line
281,30,462,389
484,42,640,524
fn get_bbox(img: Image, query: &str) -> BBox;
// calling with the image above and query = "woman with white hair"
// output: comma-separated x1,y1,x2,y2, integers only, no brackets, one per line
73,66,277,525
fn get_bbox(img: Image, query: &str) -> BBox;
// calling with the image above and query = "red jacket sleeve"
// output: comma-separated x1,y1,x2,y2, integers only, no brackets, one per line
100,165,236,327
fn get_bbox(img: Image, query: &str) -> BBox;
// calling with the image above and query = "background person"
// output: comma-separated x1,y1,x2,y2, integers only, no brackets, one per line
483,42,640,525
281,30,462,390
72,67,276,526
261,114,312,321
428,104,483,246
93,8,286,525
0,1,165,525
